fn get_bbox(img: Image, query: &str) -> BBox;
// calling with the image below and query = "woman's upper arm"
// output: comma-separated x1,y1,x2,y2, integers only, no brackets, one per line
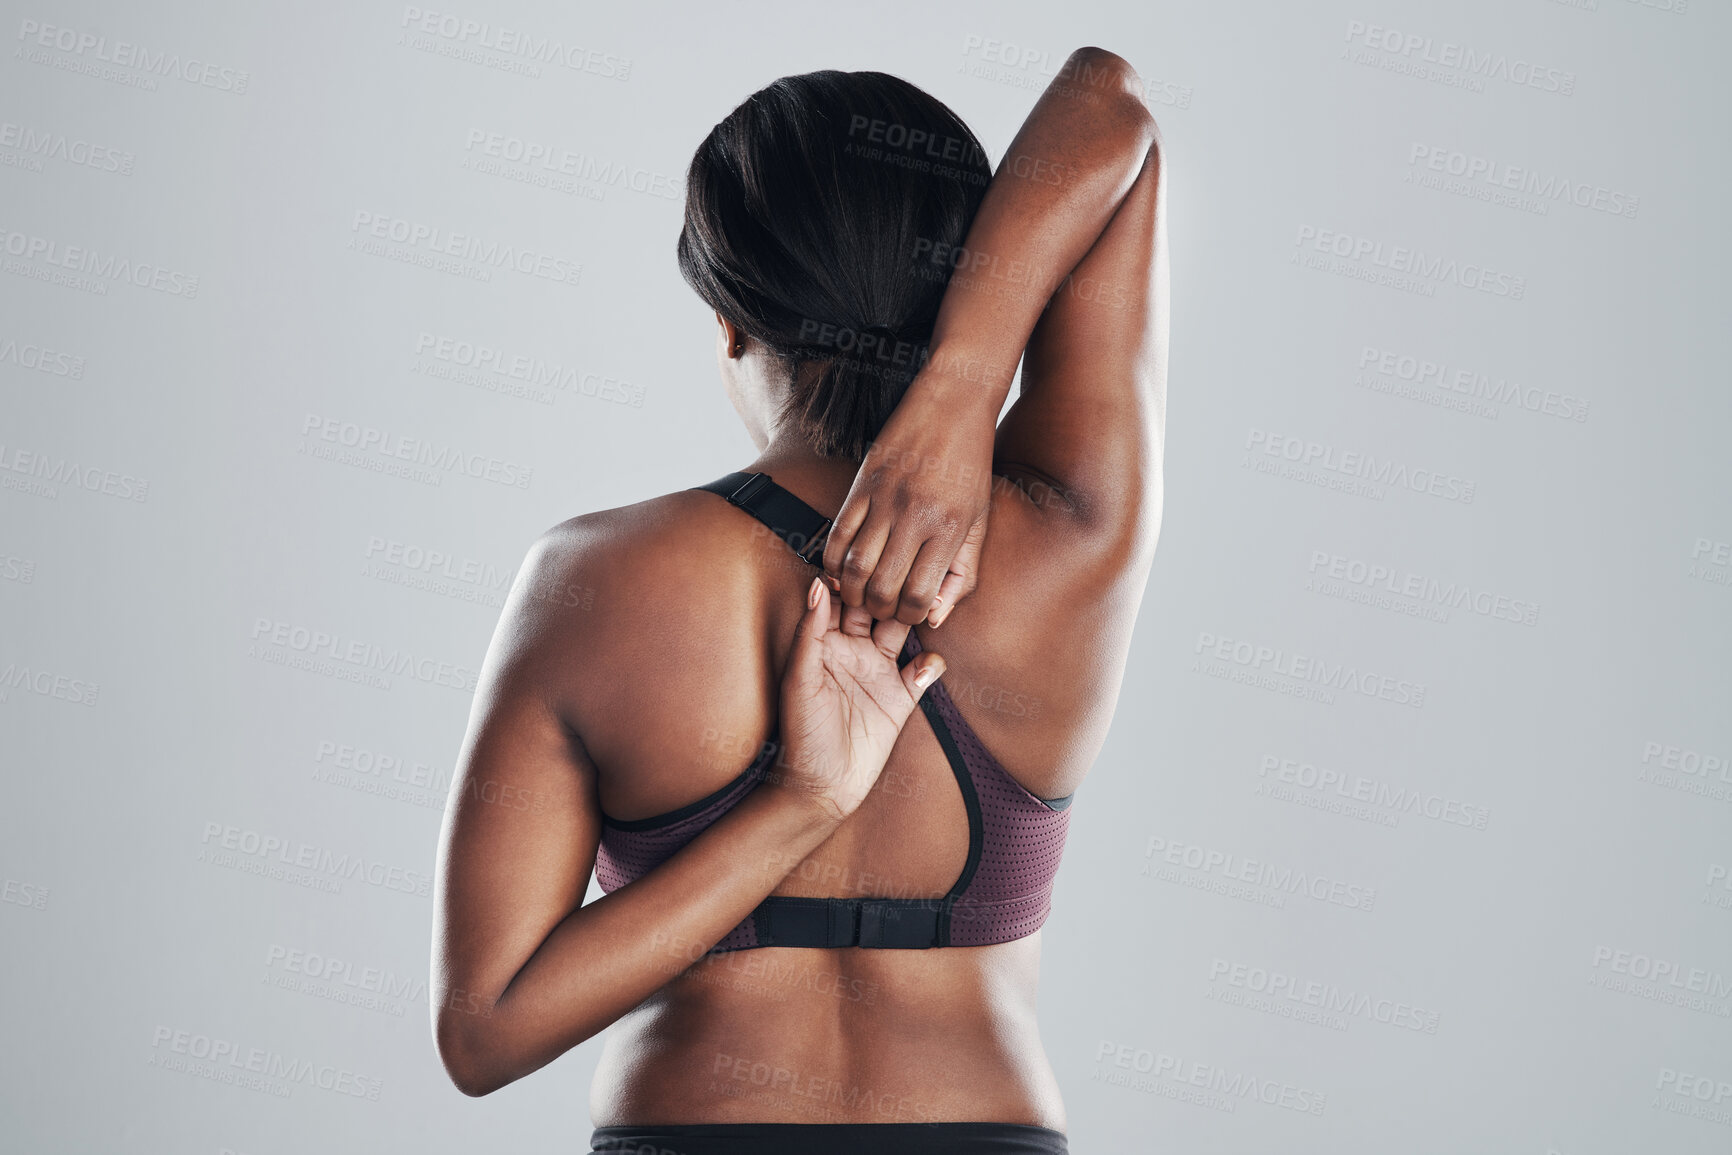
432,529,598,1053
994,117,1168,562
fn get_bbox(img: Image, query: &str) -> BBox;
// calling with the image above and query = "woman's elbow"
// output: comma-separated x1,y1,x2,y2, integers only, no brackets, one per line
434,1004,510,1098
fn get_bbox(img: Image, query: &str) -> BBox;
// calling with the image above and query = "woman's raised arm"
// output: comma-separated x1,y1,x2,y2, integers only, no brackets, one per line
823,46,1165,621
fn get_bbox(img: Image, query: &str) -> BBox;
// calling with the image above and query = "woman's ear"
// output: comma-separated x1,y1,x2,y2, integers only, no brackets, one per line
717,313,746,359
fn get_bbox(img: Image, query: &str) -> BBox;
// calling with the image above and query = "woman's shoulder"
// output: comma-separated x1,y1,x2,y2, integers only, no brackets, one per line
501,486,782,769
506,486,774,648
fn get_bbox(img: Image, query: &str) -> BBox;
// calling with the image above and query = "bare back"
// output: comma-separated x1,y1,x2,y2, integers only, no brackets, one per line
534,472,1134,1127
430,48,1166,1130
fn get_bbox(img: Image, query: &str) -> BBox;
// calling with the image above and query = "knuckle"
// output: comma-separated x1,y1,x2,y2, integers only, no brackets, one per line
864,574,898,606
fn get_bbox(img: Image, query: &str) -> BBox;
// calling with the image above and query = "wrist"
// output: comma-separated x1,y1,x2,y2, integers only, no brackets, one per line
910,343,1015,417
753,770,850,843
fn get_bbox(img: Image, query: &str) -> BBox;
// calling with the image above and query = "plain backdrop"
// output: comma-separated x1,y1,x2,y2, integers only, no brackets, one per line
2,1,1728,1152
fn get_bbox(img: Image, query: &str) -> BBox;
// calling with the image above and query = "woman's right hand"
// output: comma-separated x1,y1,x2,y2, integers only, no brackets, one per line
776,575,946,822
821,375,997,627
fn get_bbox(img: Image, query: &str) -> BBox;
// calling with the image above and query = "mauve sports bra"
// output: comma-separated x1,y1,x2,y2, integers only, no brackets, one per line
593,472,1075,951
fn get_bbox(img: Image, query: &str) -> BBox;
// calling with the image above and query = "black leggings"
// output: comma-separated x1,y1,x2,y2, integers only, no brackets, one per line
590,1122,1069,1154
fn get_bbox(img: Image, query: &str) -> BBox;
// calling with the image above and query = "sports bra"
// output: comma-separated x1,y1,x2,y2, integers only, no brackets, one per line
593,471,1075,951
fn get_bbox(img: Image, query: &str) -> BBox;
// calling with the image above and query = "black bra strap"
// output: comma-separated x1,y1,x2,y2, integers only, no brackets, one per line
693,472,832,566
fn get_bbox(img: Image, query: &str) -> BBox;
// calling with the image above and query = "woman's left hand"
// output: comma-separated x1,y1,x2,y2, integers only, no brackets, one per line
775,576,946,823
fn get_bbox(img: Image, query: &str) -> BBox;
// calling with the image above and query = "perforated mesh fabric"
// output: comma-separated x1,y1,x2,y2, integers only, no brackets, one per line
906,631,1071,946
594,750,771,892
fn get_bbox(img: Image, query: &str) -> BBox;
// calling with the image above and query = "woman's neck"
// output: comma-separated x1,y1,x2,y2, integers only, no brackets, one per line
745,437,863,519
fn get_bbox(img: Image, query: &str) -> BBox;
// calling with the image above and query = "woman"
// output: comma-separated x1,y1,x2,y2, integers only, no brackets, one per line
432,46,1167,1154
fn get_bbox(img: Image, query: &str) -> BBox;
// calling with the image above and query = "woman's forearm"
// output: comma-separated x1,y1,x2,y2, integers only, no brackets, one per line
437,777,842,1096
918,47,1159,416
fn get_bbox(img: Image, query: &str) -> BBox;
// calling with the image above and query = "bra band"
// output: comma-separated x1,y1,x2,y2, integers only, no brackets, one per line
750,896,947,949
692,471,832,566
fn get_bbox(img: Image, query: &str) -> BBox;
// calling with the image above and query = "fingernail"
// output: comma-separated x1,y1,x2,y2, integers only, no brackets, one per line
932,603,952,628
914,663,939,689
808,577,822,608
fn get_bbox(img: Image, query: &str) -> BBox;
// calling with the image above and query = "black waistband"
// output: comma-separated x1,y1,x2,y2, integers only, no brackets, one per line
692,471,832,566
591,1121,1068,1154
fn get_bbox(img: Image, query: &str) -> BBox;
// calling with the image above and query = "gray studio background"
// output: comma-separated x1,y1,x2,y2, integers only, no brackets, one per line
3,1,1729,1152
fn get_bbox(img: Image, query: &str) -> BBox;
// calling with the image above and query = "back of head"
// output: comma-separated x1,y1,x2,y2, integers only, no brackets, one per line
677,70,992,460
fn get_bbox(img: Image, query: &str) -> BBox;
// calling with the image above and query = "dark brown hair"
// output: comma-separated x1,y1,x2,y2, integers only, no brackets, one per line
677,71,992,459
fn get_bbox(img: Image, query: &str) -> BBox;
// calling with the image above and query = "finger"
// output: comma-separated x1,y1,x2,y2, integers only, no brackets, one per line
839,602,875,638
863,520,926,622
822,488,872,592
785,577,831,694
870,613,912,661
792,575,832,649
836,507,892,610
929,515,987,628
896,535,954,626
897,653,946,702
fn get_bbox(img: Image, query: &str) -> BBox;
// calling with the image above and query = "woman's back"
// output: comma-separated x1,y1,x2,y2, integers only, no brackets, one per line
431,46,1167,1150
533,453,1146,1126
